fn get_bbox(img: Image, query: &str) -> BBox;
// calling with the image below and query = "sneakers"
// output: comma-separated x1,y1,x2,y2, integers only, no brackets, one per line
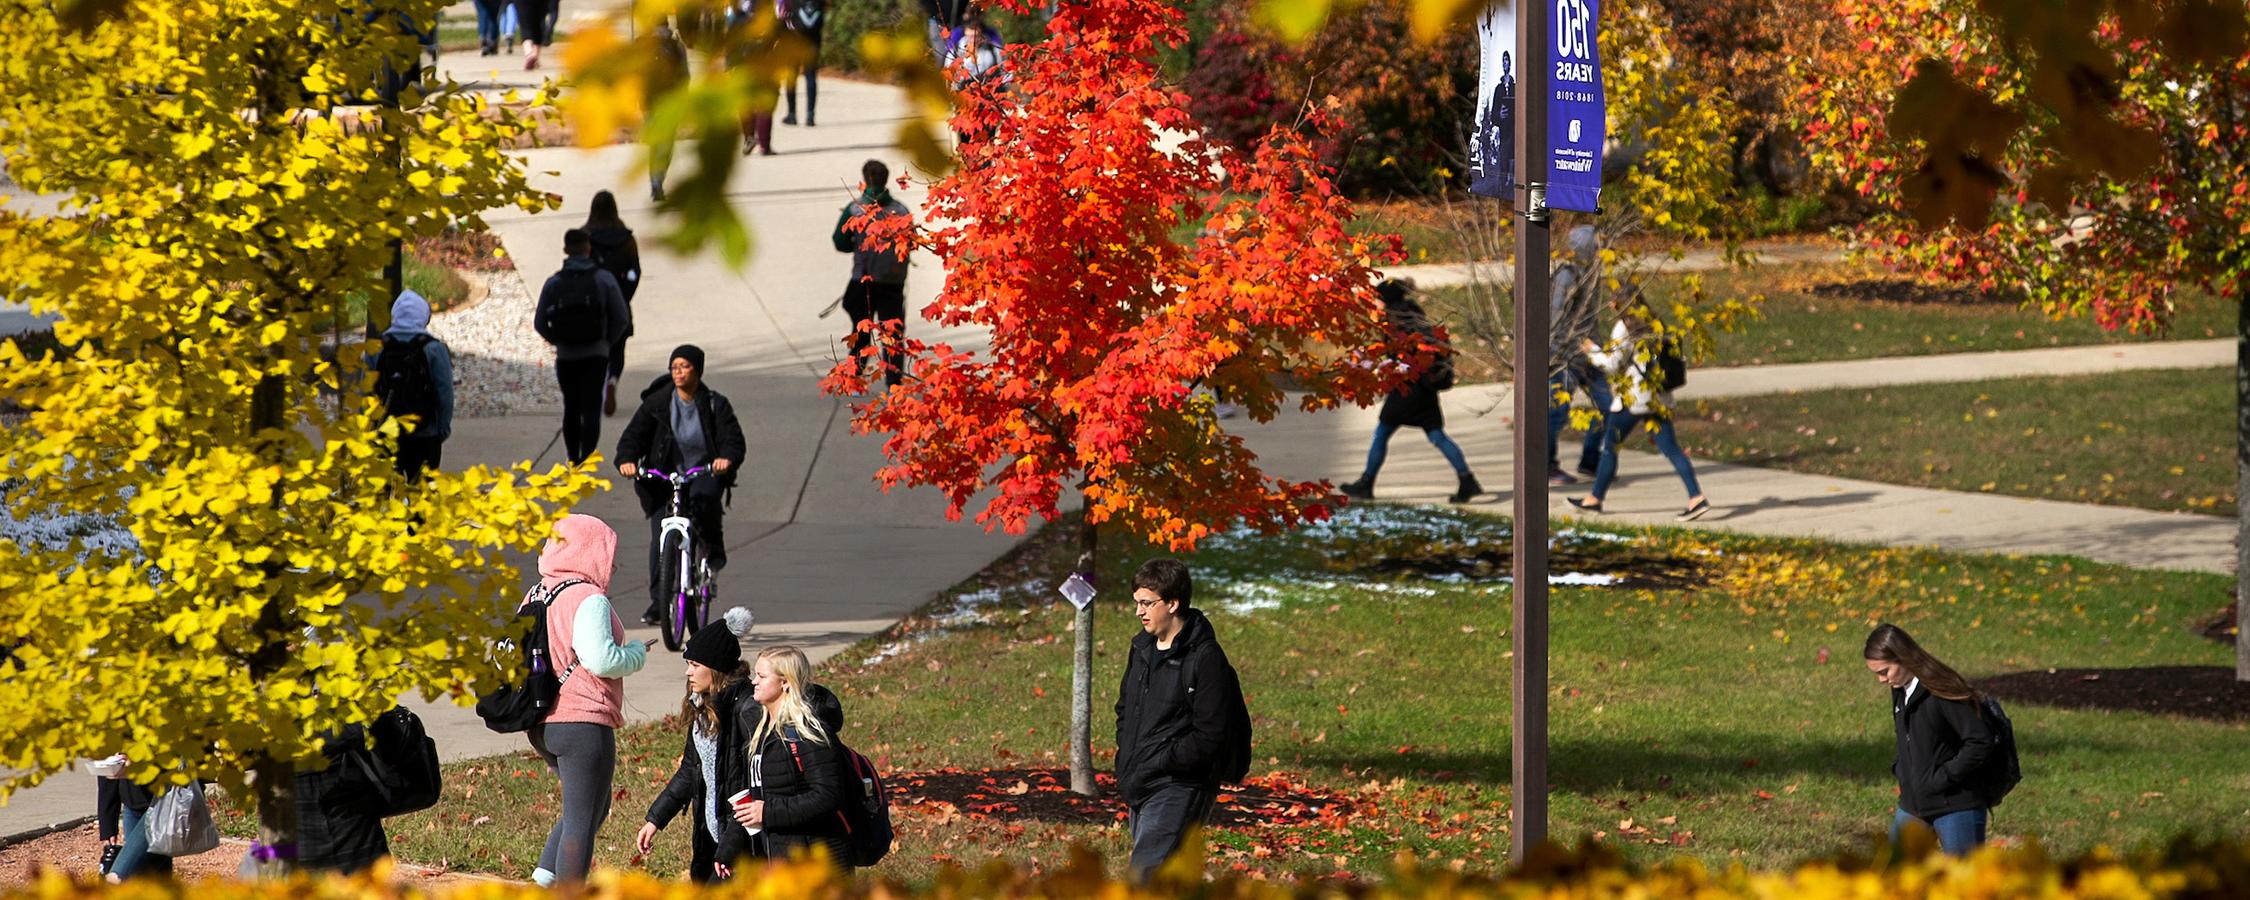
1677,498,1711,521
1338,478,1374,500
639,607,661,627
782,114,798,125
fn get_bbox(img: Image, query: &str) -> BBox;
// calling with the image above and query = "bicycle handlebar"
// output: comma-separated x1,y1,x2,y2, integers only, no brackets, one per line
636,465,711,484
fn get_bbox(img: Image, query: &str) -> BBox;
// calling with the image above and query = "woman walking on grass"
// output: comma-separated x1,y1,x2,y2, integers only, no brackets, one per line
719,646,854,872
526,514,652,886
1566,295,1710,521
1863,623,1996,856
636,607,757,882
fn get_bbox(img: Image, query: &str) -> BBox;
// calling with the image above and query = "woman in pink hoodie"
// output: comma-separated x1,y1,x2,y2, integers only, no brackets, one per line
526,514,651,886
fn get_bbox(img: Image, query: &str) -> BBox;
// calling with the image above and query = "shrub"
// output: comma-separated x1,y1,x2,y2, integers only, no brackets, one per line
1183,1,1474,198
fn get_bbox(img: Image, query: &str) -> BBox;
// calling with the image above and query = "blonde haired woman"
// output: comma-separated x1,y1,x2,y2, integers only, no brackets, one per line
718,646,853,871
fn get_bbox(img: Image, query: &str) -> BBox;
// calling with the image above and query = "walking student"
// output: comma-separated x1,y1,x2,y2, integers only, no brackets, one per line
581,191,643,416
1567,294,1710,520
781,0,825,127
1114,559,1250,884
1337,279,1483,504
832,159,913,388
509,0,556,69
526,513,653,886
615,345,747,625
636,606,757,882
1546,225,1610,485
376,289,454,482
1864,623,1998,856
536,228,631,466
293,725,390,874
719,646,854,872
95,768,174,882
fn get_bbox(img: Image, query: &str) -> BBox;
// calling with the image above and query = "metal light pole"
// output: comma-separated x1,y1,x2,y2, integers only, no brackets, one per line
1509,0,1553,862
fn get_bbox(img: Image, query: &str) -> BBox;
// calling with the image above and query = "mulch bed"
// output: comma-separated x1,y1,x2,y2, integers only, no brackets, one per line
892,767,1359,827
1981,666,2250,723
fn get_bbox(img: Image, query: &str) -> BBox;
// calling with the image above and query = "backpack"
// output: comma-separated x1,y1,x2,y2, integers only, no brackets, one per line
1419,329,1457,393
350,706,443,817
474,579,588,733
1977,696,2023,807
1651,334,1687,389
782,729,895,867
374,334,439,427
1185,650,1254,785
539,269,606,345
587,228,638,293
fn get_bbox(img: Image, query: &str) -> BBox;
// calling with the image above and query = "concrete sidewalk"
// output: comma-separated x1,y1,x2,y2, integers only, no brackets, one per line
1235,349,2236,576
1381,240,1846,290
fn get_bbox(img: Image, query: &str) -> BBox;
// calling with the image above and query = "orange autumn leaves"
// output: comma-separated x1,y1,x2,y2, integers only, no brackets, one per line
819,0,1410,552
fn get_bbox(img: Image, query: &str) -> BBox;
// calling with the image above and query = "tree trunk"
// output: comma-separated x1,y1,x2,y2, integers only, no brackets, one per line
245,372,299,875
1069,517,1098,796
2237,291,2248,681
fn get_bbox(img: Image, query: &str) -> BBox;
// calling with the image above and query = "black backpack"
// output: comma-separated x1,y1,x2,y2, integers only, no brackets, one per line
350,706,443,817
1652,334,1688,389
1185,650,1254,785
538,269,606,345
1978,696,2023,807
782,729,895,867
374,334,439,427
587,228,638,293
474,579,588,733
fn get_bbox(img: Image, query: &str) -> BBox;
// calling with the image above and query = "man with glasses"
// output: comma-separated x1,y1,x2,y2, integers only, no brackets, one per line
1112,559,1252,884
615,345,747,626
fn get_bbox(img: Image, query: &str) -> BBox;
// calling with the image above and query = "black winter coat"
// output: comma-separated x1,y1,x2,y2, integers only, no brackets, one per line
1890,684,1997,819
1377,300,1445,430
1114,608,1243,806
716,683,854,869
647,683,749,841
614,378,748,516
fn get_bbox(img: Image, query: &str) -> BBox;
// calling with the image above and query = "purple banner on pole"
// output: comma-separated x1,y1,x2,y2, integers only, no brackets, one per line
1546,0,1605,212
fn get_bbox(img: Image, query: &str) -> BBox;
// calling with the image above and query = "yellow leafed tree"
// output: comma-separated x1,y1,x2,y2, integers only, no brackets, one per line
0,0,600,871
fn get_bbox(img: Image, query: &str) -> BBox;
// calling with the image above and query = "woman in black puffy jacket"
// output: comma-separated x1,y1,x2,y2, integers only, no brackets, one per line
1864,623,1997,855
718,646,853,872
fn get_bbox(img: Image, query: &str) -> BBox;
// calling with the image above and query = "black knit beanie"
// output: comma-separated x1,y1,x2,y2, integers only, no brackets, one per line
683,607,754,671
670,344,706,376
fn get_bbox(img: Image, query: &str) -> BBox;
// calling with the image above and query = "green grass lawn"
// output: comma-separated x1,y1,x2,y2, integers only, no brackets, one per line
1676,366,2235,517
1420,261,2233,379
298,506,2246,884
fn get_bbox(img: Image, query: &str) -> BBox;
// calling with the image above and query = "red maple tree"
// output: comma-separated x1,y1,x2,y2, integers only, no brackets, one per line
820,0,1409,792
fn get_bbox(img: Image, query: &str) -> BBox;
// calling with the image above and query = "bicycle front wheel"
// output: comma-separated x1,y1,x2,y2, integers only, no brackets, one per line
658,531,687,652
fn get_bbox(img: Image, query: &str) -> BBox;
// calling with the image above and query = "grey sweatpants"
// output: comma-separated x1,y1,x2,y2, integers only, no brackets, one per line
529,722,616,884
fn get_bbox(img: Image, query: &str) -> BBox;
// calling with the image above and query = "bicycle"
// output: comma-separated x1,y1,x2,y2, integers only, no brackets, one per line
638,465,716,652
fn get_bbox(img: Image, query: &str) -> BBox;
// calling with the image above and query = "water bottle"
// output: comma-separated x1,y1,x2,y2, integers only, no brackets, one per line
530,644,551,708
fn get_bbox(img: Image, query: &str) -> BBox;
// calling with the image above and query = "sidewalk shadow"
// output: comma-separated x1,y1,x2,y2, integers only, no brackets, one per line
1707,490,1879,522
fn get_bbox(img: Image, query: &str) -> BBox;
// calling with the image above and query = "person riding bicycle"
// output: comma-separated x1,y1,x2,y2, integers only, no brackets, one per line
615,345,747,626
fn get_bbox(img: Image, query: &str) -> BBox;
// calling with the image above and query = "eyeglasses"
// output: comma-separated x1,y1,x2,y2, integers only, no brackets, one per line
1133,595,1164,610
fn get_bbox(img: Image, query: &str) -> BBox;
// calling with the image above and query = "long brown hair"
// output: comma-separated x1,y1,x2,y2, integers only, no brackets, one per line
681,662,747,735
1863,623,1979,703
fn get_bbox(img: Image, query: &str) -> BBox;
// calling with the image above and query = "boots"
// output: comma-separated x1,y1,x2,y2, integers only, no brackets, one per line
1449,471,1484,503
1338,476,1375,500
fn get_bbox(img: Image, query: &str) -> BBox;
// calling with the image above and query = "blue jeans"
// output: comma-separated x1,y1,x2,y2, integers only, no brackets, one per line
110,805,152,879
1589,411,1702,501
1893,807,1987,856
1364,420,1470,478
1547,368,1611,473
473,0,504,45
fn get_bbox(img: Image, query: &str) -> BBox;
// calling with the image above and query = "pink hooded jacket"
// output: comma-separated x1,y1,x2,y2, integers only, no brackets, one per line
527,514,648,728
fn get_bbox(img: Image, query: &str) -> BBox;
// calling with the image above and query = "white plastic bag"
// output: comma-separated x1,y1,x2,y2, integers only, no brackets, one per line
86,754,128,779
144,781,220,856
